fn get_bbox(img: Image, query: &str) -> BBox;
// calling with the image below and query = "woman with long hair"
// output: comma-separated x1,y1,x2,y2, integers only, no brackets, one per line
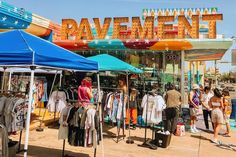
209,88,224,143
222,88,231,137
78,77,93,107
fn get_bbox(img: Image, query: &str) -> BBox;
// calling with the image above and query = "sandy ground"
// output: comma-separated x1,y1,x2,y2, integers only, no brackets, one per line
10,117,236,157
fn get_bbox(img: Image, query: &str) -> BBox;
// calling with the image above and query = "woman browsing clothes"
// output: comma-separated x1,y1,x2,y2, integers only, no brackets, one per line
78,77,93,107
209,88,224,144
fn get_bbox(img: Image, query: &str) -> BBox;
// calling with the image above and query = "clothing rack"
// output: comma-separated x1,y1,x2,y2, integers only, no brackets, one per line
61,102,99,157
138,92,158,150
100,87,126,143
0,93,27,154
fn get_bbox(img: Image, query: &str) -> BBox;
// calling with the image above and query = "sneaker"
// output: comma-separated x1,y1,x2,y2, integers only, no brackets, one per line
190,129,196,133
194,128,200,133
210,139,219,144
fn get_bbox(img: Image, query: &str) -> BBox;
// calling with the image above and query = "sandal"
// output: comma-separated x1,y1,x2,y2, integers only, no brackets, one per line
223,134,231,137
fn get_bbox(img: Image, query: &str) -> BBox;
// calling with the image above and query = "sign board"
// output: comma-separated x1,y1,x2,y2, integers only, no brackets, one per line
61,10,223,41
142,7,218,20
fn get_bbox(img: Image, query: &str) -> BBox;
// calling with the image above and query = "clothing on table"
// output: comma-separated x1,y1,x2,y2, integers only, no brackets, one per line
165,89,181,108
211,108,224,124
47,90,67,113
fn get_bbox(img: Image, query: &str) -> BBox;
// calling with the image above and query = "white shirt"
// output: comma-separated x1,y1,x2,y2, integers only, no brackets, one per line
201,92,213,110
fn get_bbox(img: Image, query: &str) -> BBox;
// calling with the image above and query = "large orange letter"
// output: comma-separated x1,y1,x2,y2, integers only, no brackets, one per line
112,17,129,39
178,15,199,39
202,14,223,39
61,19,78,40
76,18,93,40
130,16,154,40
157,16,175,39
93,18,112,39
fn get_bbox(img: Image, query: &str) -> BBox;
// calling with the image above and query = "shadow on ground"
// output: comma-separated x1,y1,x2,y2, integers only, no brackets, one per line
16,145,90,157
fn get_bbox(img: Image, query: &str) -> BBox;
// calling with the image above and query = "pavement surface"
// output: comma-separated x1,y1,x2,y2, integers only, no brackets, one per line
12,117,236,157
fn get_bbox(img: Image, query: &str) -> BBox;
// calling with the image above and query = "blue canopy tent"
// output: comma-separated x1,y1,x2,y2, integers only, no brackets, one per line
88,54,143,74
88,54,143,144
0,30,98,157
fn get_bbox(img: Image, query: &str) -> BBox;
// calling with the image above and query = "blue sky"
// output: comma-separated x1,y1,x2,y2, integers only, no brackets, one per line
4,0,236,73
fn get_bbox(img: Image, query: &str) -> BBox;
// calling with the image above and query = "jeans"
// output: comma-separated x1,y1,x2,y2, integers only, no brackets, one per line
203,109,214,129
164,107,179,133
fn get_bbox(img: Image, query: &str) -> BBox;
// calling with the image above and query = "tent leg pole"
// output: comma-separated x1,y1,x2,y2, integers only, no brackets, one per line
181,50,185,107
1,67,6,93
97,72,105,157
126,72,134,144
8,71,12,91
24,67,35,157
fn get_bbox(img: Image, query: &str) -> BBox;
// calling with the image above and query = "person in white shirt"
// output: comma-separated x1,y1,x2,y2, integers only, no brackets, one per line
201,86,214,131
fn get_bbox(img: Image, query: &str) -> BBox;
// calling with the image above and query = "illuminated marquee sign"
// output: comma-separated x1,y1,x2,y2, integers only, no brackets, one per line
142,7,218,20
61,9,222,40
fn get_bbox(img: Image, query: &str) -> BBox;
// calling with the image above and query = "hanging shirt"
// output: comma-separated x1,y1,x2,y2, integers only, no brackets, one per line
150,95,166,124
58,106,71,140
141,94,157,124
12,98,25,132
41,81,48,102
47,90,67,113
0,96,7,124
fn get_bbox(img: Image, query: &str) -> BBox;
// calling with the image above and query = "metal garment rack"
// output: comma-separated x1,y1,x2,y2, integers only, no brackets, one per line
138,92,158,150
100,87,126,143
61,101,99,157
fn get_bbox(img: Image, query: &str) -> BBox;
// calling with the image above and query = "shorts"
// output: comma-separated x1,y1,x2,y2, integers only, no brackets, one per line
224,114,230,124
190,108,197,117
211,108,224,124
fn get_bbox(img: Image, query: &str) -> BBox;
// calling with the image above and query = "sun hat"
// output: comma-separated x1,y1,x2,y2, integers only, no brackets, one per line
192,84,200,90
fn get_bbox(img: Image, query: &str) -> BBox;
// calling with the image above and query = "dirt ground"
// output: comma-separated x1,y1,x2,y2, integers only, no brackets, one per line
12,118,236,157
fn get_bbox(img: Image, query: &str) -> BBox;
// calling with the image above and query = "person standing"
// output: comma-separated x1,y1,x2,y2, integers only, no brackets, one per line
125,87,138,129
164,83,181,134
201,86,214,131
189,84,201,133
209,88,224,144
78,77,93,107
222,88,231,137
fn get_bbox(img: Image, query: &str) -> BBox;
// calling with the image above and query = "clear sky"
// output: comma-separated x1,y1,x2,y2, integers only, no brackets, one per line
4,0,236,73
